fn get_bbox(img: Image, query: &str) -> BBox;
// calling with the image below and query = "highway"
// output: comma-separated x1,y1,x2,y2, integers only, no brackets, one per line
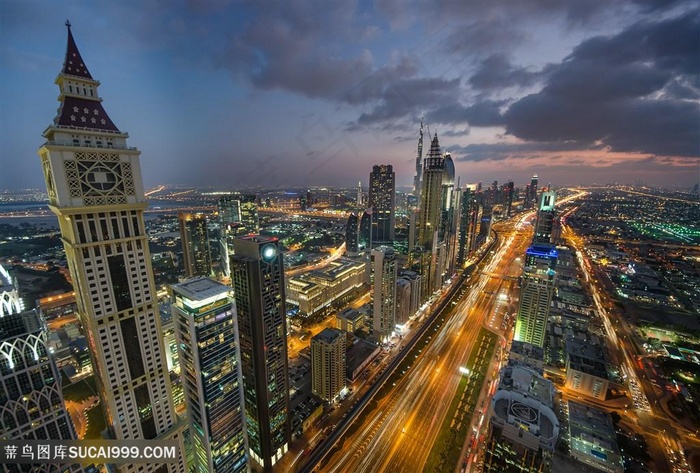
308,215,533,473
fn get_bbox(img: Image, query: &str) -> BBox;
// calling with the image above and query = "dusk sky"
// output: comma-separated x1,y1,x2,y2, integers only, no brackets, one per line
1,0,698,191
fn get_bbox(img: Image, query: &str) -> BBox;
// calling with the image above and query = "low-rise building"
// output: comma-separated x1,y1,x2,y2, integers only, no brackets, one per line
568,401,623,473
565,338,610,400
336,307,365,333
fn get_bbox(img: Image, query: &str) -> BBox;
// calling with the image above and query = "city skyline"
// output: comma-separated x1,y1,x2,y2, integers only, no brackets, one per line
1,1,698,192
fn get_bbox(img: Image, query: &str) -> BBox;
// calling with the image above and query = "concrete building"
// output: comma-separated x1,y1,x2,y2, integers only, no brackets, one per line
395,278,412,325
231,236,290,469
218,194,258,277
399,270,421,318
336,307,365,333
371,246,397,343
565,338,610,400
534,191,556,244
286,259,366,319
485,364,559,473
172,278,247,473
38,24,186,471
311,328,346,402
567,401,623,473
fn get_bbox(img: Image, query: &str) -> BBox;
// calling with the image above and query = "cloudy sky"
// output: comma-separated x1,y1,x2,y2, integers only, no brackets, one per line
1,0,698,191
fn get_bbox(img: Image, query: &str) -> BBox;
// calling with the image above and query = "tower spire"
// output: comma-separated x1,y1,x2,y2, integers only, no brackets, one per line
412,116,424,200
62,21,92,79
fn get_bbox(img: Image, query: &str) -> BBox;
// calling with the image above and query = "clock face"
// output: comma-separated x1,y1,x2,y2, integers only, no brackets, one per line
261,243,277,262
85,165,118,191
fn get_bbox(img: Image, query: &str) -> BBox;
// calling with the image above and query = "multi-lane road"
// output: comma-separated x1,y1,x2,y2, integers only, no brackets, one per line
306,215,534,473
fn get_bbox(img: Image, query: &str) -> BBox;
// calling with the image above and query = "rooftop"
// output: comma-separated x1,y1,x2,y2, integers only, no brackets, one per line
171,276,230,301
313,327,344,345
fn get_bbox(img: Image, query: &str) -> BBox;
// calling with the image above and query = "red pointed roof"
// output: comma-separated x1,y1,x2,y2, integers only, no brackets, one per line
54,96,120,132
62,21,93,79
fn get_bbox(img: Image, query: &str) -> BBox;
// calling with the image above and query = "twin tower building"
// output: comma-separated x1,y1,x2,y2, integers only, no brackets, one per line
37,24,288,472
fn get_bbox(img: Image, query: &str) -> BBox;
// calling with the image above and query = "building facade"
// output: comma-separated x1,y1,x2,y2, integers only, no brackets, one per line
417,134,445,251
534,191,556,244
38,24,186,472
230,236,290,469
310,328,346,402
172,278,247,473
368,165,395,243
179,212,212,278
345,213,359,256
370,246,397,343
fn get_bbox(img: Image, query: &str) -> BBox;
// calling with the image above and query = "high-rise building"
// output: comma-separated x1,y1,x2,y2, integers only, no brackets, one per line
38,23,186,472
370,246,397,343
417,134,445,251
395,278,412,325
457,186,478,267
534,191,556,244
230,236,290,469
345,213,359,256
218,195,259,277
504,181,514,217
356,181,363,207
412,118,424,200
0,265,81,471
359,210,372,251
180,212,212,277
529,174,539,207
368,165,395,243
310,328,346,403
172,278,247,473
514,245,558,348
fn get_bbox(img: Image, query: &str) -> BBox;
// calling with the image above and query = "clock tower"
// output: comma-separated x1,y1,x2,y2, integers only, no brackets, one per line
38,23,187,472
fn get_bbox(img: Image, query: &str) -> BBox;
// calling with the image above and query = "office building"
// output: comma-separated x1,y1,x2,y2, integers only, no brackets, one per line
38,23,186,472
504,181,514,217
285,259,366,319
534,191,556,244
398,270,421,318
345,213,359,256
565,338,610,400
368,165,395,243
514,245,558,348
336,307,365,333
395,278,412,325
370,246,397,343
417,134,445,251
412,118,424,199
219,194,259,277
230,236,290,469
172,278,247,473
359,210,372,251
484,364,559,473
0,264,23,316
180,212,212,277
529,174,539,207
567,401,623,473
311,328,346,402
457,186,479,267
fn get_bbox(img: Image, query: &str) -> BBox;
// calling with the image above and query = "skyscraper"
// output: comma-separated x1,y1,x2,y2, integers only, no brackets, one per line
370,246,397,343
345,213,359,256
368,165,396,243
218,194,259,277
417,134,445,251
310,328,346,403
38,23,186,471
230,236,290,469
529,174,539,207
172,278,247,473
0,265,81,472
504,181,515,217
514,245,558,348
412,118,424,200
534,191,557,244
180,212,212,277
359,210,372,251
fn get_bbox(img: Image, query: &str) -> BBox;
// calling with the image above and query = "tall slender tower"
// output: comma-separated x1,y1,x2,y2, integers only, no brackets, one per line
412,118,424,200
230,236,290,469
172,277,247,473
417,134,445,250
534,191,557,244
38,23,186,472
179,212,212,277
368,164,396,243
370,246,397,343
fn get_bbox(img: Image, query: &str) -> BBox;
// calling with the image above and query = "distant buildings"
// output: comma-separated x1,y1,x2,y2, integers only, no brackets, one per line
218,194,258,277
172,277,247,473
39,23,186,470
534,191,557,244
345,213,359,256
311,328,346,402
371,246,397,343
180,212,212,277
231,235,290,469
368,165,396,243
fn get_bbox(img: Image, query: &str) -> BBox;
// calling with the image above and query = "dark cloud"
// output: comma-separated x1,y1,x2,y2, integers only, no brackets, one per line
447,141,604,162
426,100,506,127
503,10,700,157
443,20,528,56
468,54,541,91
